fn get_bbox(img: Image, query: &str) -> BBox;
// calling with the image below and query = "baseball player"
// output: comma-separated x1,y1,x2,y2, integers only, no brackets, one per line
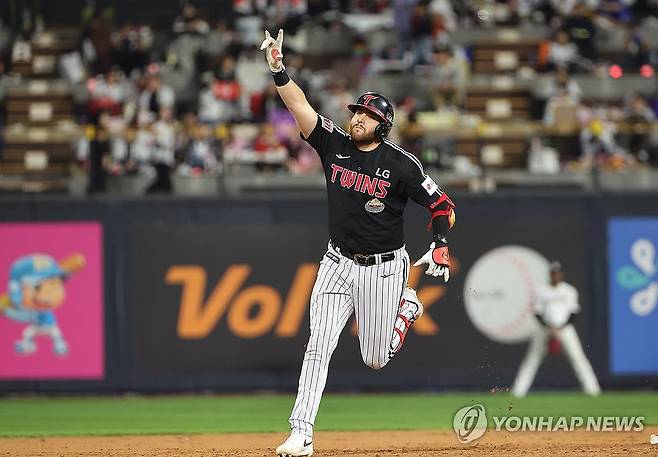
1,254,85,355
511,261,601,397
260,30,456,457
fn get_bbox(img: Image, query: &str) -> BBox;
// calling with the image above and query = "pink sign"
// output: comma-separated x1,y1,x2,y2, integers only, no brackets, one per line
0,223,104,380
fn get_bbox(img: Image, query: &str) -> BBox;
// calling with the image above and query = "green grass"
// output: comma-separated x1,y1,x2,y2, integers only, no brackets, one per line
0,392,656,437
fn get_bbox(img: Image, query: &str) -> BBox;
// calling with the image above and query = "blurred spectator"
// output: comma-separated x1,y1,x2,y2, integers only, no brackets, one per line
152,107,176,169
253,123,287,172
108,126,139,176
550,0,580,17
563,4,597,61
179,123,221,174
546,29,581,72
198,77,227,124
399,109,425,157
85,10,114,74
168,4,209,72
124,109,175,193
429,0,457,35
236,47,269,120
199,19,239,73
528,137,561,174
411,1,434,66
392,0,415,59
172,3,210,36
320,77,354,128
620,24,651,71
111,23,153,76
429,45,466,109
87,68,133,119
545,67,583,102
624,94,656,162
198,56,242,124
137,71,175,124
597,0,633,23
543,70,583,144
130,118,157,169
579,106,623,160
282,124,321,174
87,121,110,193
175,111,200,153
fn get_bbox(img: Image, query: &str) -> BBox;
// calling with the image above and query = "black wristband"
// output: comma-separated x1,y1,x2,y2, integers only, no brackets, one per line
433,234,448,246
272,70,290,87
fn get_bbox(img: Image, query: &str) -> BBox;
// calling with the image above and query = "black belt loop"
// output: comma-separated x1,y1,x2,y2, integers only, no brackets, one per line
330,240,395,266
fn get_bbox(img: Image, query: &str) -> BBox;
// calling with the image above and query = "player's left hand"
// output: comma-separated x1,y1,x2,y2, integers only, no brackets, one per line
414,239,450,282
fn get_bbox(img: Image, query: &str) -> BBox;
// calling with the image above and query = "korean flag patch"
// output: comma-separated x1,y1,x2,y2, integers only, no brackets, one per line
422,176,439,195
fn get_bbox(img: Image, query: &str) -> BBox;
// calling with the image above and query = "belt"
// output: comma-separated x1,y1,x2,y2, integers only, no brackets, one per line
330,240,396,266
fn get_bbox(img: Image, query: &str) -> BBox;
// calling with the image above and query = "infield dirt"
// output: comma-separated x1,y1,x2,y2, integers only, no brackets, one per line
1,428,656,456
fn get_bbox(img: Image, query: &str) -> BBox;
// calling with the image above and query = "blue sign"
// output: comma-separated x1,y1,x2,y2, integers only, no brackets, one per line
609,218,658,375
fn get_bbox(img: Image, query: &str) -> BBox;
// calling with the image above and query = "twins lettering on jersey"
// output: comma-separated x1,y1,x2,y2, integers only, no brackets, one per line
330,164,391,198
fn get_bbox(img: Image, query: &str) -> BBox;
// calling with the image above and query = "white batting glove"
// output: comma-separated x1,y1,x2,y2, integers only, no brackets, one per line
259,29,284,73
414,240,450,282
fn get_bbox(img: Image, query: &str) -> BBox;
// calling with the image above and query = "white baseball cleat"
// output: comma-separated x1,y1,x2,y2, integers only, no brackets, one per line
389,287,424,356
276,432,313,456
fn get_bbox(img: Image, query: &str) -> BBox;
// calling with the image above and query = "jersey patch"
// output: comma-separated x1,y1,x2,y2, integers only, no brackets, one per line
326,251,340,263
365,198,385,213
320,116,334,132
422,176,439,195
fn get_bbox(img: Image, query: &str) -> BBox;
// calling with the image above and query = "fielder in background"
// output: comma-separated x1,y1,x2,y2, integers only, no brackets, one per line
511,261,601,398
260,29,456,457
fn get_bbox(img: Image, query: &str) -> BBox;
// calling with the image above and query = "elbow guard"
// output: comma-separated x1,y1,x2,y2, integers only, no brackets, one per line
428,193,456,240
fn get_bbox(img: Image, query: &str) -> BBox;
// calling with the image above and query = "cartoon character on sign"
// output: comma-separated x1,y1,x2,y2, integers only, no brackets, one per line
0,253,85,355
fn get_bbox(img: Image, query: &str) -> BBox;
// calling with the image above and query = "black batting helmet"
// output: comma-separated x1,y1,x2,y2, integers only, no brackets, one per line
347,92,394,140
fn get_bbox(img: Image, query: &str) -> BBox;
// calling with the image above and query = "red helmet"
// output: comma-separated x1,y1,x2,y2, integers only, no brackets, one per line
347,92,394,139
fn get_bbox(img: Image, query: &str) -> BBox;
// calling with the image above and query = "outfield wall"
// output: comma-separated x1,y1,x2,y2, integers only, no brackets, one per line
0,193,656,392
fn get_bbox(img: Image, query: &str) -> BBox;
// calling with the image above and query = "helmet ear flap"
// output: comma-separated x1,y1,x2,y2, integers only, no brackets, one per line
375,121,391,140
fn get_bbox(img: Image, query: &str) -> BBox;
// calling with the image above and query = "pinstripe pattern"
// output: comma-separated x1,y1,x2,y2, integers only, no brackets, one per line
288,243,410,438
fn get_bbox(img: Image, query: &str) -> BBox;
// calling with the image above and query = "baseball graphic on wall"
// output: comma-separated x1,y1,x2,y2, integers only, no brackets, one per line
463,245,549,344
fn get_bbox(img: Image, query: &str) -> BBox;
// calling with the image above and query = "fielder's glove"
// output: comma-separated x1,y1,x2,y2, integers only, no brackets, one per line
259,29,284,73
414,239,450,282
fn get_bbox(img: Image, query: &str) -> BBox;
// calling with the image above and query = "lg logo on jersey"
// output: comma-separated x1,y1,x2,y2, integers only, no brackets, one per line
165,262,451,339
376,168,391,179
330,164,391,198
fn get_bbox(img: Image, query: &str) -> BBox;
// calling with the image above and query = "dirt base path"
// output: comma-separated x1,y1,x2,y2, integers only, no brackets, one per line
1,427,657,457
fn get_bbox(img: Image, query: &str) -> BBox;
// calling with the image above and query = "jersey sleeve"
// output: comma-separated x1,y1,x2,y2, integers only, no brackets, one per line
401,156,443,208
400,151,455,240
301,114,348,160
566,284,581,314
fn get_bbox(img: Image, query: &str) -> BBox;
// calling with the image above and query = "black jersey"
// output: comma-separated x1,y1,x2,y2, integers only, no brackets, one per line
303,114,445,255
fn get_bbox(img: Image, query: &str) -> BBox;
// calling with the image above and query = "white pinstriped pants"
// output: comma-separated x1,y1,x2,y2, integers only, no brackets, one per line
289,242,410,438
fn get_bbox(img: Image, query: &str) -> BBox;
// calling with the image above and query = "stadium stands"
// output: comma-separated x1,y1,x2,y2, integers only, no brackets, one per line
0,0,657,194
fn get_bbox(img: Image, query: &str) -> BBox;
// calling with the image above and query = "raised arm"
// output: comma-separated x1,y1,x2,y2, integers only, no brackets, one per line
260,29,317,138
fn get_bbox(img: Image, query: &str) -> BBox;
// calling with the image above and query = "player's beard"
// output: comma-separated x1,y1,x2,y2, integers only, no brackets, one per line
350,123,379,148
